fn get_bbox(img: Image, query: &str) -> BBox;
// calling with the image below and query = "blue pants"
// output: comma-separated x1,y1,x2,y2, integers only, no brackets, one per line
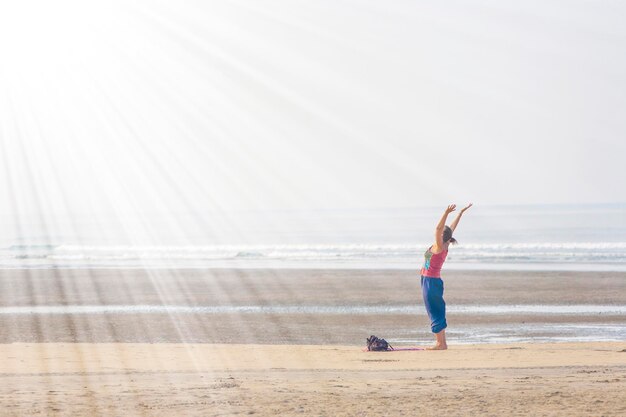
421,276,447,333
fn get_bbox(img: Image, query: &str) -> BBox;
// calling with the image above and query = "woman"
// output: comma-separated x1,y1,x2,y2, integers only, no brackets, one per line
421,203,472,350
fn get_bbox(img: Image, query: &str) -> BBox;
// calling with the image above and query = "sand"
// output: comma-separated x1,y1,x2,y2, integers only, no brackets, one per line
1,268,625,344
1,342,625,416
1,268,625,415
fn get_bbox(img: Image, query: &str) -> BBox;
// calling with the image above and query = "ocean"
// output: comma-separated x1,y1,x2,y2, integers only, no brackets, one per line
1,203,625,270
1,203,625,344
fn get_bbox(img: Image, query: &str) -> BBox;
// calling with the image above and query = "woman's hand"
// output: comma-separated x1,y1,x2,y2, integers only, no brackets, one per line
445,204,457,214
460,203,473,213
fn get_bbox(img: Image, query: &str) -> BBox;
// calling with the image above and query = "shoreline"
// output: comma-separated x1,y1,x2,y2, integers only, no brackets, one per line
1,268,625,344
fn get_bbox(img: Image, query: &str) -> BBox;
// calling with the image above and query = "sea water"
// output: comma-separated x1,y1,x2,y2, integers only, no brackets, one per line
1,303,624,344
1,203,625,343
0,203,624,270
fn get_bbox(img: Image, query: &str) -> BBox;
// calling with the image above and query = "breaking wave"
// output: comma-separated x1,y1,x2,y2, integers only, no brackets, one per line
1,242,626,269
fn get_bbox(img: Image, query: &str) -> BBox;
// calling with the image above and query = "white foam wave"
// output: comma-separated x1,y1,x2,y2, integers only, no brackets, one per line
2,242,626,268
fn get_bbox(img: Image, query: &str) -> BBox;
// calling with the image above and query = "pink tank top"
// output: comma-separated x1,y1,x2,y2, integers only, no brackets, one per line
421,246,448,278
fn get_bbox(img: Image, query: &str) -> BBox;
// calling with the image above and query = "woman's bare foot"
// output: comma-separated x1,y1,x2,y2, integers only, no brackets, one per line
426,344,447,350
427,330,447,350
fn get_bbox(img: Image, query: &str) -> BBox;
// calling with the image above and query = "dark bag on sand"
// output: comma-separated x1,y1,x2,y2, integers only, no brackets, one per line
366,335,394,351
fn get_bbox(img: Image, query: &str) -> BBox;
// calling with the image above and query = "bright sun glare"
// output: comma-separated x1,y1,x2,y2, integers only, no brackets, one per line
0,0,624,230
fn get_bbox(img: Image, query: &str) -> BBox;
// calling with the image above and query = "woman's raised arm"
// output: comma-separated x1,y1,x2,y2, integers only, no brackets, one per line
449,203,473,232
434,205,457,249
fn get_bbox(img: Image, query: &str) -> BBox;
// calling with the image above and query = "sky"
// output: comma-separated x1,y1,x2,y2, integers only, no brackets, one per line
0,0,625,220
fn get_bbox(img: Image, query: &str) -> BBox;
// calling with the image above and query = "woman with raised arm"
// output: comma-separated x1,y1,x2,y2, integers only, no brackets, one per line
421,203,472,350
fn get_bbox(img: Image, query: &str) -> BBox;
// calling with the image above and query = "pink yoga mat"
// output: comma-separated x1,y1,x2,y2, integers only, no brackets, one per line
363,347,425,352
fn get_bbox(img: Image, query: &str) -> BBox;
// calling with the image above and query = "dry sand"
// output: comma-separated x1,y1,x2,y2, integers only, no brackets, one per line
1,342,625,416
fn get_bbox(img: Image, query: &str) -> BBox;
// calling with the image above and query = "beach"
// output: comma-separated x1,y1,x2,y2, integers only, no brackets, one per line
0,268,625,415
1,342,625,416
1,0,624,414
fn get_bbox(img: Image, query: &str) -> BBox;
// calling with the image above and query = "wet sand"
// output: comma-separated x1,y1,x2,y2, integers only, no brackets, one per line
0,268,625,344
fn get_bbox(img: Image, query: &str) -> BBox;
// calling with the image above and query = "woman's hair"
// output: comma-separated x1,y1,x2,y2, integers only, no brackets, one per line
443,225,457,244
